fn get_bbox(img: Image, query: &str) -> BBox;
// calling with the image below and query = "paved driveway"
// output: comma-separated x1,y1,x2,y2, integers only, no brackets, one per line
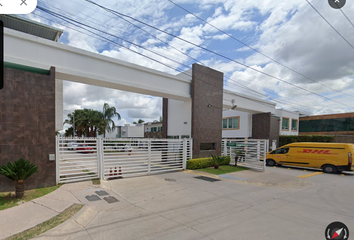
35,167,354,240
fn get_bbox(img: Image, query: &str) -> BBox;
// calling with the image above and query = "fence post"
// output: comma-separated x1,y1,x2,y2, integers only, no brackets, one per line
263,140,268,171
98,138,103,180
257,140,260,162
183,139,187,170
148,140,151,174
55,137,59,185
223,139,227,156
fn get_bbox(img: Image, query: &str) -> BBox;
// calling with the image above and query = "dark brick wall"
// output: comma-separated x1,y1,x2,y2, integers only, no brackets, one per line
191,64,223,158
252,113,280,150
0,67,56,192
252,113,271,139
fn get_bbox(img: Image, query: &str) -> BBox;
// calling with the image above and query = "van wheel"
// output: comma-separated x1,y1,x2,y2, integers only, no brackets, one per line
266,159,276,166
322,165,337,173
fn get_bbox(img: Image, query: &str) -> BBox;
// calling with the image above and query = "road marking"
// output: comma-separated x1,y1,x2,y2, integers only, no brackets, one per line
297,172,323,178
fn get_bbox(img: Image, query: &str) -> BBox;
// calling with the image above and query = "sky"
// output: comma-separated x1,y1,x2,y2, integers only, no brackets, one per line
23,0,354,129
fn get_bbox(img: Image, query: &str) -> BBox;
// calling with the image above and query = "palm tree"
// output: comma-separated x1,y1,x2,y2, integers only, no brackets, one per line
102,103,121,137
133,119,145,125
64,110,86,137
0,159,38,198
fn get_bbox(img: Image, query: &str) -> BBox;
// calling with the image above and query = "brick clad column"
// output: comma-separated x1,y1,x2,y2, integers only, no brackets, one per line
191,64,223,158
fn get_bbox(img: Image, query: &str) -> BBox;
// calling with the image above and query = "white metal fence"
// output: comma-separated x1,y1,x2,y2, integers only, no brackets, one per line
222,139,269,171
56,138,192,184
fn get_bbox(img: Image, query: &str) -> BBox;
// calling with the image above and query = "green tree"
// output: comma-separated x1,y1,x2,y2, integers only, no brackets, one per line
133,119,145,125
65,127,74,137
102,103,121,137
0,159,38,198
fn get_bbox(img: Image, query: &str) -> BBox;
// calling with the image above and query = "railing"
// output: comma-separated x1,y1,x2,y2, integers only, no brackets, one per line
56,138,192,184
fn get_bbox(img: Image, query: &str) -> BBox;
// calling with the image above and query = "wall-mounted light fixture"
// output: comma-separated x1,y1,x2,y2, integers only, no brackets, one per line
183,121,187,124
208,101,237,110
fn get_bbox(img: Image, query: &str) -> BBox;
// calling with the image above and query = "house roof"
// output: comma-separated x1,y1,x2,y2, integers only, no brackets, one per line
0,14,63,41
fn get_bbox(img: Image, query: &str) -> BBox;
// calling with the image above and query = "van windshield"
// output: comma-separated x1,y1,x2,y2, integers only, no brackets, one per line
271,148,289,154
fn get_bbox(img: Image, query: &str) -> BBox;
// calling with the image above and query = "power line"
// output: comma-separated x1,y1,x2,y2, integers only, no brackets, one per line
167,0,354,99
305,0,354,51
340,8,354,30
35,5,315,114
83,0,353,108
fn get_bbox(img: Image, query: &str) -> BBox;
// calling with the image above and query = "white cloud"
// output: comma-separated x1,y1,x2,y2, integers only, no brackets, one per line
32,0,354,118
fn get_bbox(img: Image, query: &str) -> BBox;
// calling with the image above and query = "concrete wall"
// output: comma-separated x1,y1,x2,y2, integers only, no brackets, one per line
167,99,191,138
121,124,144,138
0,67,56,192
276,109,299,136
55,79,63,131
191,64,223,158
222,110,251,138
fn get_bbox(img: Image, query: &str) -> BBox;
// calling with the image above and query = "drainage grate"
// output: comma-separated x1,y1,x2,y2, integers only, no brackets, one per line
165,178,177,182
85,195,102,202
95,190,109,196
194,176,221,182
103,196,119,204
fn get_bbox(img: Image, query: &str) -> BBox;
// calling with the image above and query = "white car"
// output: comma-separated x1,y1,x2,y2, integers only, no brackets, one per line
67,142,79,150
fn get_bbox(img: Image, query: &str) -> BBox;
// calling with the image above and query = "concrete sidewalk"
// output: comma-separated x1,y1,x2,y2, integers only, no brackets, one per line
1,168,353,240
0,181,94,240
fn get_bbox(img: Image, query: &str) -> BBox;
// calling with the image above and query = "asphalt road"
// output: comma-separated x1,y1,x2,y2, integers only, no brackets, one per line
35,166,354,240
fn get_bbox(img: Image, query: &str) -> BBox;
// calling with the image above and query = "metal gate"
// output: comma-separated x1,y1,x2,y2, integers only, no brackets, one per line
56,138,100,183
222,139,268,171
56,138,192,184
102,138,192,179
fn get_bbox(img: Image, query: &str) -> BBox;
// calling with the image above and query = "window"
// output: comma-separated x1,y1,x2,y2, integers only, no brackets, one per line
222,119,227,129
181,135,190,139
271,148,289,154
282,118,289,131
222,117,240,130
158,127,162,132
299,117,354,132
291,119,298,131
151,127,157,132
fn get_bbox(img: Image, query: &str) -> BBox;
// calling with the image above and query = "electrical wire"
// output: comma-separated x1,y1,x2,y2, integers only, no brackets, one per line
305,0,354,51
35,2,351,114
83,0,353,108
167,0,354,99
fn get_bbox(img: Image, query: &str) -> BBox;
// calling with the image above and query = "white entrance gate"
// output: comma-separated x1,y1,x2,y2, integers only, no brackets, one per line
222,139,269,171
56,138,192,184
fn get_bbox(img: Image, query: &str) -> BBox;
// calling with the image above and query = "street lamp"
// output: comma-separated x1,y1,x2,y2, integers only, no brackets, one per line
64,109,75,137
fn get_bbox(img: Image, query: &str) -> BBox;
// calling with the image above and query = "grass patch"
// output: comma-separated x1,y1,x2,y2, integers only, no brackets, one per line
82,170,100,185
92,178,101,185
0,185,62,211
6,204,84,240
197,165,247,175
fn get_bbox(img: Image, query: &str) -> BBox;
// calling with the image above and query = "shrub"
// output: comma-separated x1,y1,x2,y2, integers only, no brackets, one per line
187,156,230,170
0,158,38,198
279,135,334,147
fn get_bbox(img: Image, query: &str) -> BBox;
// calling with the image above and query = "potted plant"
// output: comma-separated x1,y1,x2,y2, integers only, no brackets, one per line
210,155,226,169
0,158,38,198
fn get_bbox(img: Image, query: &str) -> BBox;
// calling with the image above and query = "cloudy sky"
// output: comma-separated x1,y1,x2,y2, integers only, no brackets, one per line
25,0,354,128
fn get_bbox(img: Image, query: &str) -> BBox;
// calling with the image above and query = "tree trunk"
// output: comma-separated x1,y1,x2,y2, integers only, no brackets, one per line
15,180,25,198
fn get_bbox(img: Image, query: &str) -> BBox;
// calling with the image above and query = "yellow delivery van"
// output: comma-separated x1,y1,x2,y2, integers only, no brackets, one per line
266,142,354,173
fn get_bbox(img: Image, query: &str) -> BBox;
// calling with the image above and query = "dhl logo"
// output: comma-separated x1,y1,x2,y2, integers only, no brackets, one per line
301,149,331,154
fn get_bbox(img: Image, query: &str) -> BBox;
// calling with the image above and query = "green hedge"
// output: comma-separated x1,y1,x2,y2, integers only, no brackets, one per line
279,135,334,147
187,156,230,170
